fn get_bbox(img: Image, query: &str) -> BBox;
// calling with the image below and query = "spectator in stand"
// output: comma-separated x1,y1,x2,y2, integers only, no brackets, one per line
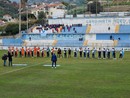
108,27,110,30
63,25,65,32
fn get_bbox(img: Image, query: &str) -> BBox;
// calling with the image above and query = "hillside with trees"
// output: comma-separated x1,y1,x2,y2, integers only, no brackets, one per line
0,0,18,18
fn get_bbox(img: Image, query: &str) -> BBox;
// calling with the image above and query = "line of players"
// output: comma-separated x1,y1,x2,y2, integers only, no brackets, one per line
8,47,124,59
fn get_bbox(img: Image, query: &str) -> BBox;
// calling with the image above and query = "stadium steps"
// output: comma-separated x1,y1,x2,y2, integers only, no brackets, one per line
32,26,37,33
52,40,58,46
86,25,91,34
115,24,120,33
83,40,88,46
22,40,28,46
113,40,118,47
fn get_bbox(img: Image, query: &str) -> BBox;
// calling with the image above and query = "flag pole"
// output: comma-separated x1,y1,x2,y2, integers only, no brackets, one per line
19,0,21,34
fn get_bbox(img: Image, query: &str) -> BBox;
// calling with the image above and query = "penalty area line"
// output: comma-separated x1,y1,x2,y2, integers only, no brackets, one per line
0,62,43,76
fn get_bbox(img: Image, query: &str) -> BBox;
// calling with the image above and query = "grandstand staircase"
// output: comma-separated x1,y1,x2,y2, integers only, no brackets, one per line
115,24,120,33
113,40,118,47
52,40,58,46
86,25,91,34
22,40,27,46
83,40,88,46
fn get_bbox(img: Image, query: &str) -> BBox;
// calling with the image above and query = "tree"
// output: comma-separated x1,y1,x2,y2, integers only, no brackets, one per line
21,0,28,7
36,11,47,25
21,13,36,21
87,1,103,14
38,11,46,20
73,9,77,17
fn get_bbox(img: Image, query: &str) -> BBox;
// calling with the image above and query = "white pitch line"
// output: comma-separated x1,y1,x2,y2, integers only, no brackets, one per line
43,65,60,66
13,64,27,66
0,62,43,76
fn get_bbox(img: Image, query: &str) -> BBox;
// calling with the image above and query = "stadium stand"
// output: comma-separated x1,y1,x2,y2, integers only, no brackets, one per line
56,40,84,47
2,18,130,48
89,24,116,33
2,38,23,46
23,40,55,46
119,25,130,33
83,40,117,47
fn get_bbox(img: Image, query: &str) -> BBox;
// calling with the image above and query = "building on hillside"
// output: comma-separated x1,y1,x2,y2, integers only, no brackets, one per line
3,14,15,22
0,20,5,26
112,0,130,3
45,3,67,18
30,4,46,19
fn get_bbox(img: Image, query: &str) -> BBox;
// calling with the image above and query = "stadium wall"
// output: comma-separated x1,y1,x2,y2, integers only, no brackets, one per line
48,17,130,25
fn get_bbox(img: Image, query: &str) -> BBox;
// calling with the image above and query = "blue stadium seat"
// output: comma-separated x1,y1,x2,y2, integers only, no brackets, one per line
119,25,130,33
56,40,83,47
2,38,23,46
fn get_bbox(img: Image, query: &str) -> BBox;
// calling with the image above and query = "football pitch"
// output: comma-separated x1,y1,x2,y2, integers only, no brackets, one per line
0,50,130,98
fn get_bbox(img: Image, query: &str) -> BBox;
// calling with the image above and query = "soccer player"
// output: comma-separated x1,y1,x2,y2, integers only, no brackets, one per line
64,48,67,58
87,48,90,58
37,47,40,57
79,47,83,58
103,48,106,59
83,48,87,58
74,48,78,58
41,48,45,57
98,48,101,59
8,50,13,67
112,48,116,59
68,48,71,58
21,47,24,57
119,49,123,58
107,48,110,59
46,47,50,57
25,47,27,57
92,48,96,58
15,47,18,57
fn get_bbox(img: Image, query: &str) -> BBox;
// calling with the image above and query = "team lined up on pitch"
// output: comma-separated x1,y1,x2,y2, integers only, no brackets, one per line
7,46,124,59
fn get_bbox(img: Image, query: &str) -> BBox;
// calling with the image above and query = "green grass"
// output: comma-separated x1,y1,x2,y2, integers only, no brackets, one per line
0,50,130,98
